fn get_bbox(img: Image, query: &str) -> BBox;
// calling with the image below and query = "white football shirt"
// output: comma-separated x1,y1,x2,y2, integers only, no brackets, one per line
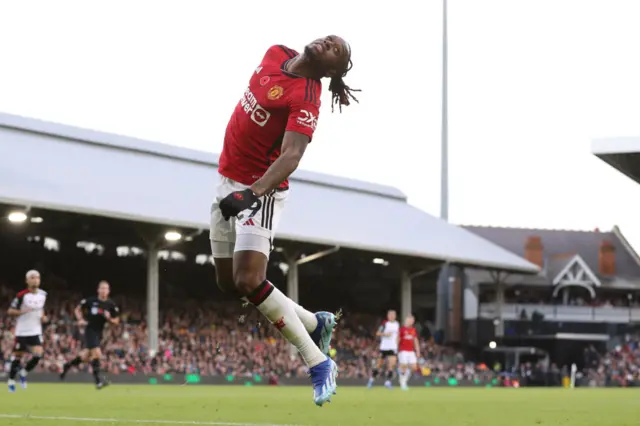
11,289,47,336
379,320,400,352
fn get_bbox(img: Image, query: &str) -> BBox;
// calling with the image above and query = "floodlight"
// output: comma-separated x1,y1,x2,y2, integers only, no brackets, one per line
164,231,182,241
8,211,27,223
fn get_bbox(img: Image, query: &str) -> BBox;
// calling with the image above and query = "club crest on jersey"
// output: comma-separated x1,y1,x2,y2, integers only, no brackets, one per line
260,76,270,86
267,85,284,100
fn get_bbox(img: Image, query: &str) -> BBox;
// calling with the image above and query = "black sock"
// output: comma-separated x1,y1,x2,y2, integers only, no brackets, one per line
386,369,394,380
63,356,82,373
371,368,380,379
9,358,21,380
246,280,274,306
25,356,41,372
91,359,101,384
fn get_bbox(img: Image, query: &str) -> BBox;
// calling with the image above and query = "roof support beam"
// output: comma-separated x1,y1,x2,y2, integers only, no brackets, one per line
294,246,341,266
400,270,412,321
283,246,340,304
146,244,159,357
283,246,339,356
145,228,202,356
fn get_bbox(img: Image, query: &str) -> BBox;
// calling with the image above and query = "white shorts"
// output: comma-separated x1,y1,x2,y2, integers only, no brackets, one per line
210,175,288,258
398,351,417,365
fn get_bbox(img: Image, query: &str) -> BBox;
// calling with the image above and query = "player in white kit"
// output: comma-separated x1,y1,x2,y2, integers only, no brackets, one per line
367,309,400,389
7,270,47,392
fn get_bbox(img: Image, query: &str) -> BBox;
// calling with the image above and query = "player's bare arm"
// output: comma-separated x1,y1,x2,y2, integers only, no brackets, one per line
75,304,87,325
104,310,120,325
414,337,420,357
7,308,22,316
250,131,309,197
7,306,31,316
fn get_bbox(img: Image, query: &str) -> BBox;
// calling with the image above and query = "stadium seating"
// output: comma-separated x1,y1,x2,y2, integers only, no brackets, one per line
1,286,490,380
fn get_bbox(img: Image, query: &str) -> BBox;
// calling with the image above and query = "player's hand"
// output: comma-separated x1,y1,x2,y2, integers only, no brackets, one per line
219,189,261,221
104,311,111,320
77,319,87,327
21,307,34,315
41,315,49,323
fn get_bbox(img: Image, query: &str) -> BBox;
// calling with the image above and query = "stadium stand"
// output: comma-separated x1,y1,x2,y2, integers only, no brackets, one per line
1,286,493,381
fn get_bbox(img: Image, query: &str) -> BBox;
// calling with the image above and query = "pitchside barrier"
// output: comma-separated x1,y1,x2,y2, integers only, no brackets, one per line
0,372,575,387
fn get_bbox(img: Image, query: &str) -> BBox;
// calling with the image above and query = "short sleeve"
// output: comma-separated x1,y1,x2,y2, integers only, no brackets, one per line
285,79,321,141
111,304,120,317
10,296,21,309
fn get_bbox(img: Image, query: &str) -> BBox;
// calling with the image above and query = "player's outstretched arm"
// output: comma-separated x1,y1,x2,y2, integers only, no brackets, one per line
74,304,87,325
250,131,309,197
106,311,120,325
105,306,120,325
7,297,30,316
7,307,27,316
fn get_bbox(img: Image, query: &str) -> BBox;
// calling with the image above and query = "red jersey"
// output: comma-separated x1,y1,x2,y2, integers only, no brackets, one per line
218,45,322,189
398,326,418,352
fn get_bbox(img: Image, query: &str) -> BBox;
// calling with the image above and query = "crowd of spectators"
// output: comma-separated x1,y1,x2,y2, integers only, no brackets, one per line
4,283,639,387
481,288,640,308
1,286,492,382
583,336,640,387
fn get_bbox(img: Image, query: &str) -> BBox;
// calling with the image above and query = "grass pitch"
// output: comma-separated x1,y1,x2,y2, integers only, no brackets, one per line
0,384,636,426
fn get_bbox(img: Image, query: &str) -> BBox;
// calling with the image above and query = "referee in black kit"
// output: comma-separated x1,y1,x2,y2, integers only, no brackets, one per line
60,281,120,389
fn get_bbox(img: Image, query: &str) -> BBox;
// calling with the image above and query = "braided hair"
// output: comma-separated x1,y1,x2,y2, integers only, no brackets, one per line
329,43,360,113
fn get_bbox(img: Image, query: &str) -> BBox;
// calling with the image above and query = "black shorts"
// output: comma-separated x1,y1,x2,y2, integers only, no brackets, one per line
84,328,103,350
14,335,43,352
380,350,397,359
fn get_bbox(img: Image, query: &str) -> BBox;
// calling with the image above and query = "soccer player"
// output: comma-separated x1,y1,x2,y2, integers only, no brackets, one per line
7,270,47,392
210,35,358,406
368,310,400,389
398,315,420,390
60,281,120,389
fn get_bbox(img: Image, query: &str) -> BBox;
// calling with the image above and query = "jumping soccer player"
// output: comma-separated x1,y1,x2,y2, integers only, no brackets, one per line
60,281,119,389
398,315,420,390
210,35,358,406
7,270,47,392
368,310,400,389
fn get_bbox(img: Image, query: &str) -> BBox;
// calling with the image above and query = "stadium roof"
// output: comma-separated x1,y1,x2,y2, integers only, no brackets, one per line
592,137,640,184
0,112,539,273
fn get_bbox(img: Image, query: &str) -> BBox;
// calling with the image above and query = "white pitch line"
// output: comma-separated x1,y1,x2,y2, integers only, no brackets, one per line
0,414,300,426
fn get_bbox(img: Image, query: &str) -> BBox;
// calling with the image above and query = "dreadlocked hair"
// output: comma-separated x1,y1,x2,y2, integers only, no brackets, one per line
329,59,360,113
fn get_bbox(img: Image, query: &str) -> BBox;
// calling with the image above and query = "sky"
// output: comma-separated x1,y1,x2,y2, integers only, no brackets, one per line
1,0,640,252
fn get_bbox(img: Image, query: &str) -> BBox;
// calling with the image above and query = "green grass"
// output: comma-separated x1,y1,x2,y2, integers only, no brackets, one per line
0,384,637,426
